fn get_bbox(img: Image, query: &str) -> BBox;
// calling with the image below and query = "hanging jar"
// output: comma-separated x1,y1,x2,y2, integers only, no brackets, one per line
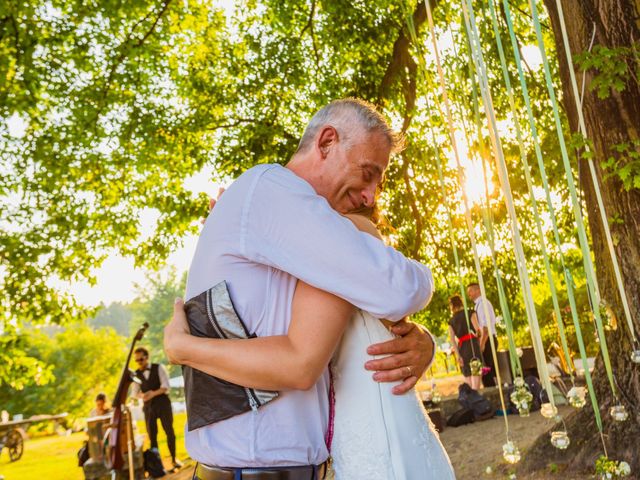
550,431,570,450
502,441,521,464
431,388,442,404
540,403,558,419
610,405,629,422
567,386,587,409
470,358,483,377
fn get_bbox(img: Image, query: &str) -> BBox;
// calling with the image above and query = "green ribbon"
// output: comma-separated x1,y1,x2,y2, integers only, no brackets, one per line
461,0,556,407
527,0,617,398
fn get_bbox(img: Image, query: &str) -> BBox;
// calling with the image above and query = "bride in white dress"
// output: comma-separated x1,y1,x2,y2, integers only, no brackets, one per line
329,216,454,479
166,213,455,479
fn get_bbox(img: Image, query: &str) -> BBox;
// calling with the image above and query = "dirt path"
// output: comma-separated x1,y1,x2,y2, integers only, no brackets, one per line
439,405,590,479
166,406,586,479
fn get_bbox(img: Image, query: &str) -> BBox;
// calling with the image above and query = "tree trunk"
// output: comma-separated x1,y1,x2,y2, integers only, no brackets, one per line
524,0,640,476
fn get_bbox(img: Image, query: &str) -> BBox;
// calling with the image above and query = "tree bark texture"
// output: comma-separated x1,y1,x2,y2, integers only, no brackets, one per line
524,0,640,476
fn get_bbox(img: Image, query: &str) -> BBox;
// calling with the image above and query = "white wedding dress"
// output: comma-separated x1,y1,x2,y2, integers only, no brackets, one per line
330,310,455,479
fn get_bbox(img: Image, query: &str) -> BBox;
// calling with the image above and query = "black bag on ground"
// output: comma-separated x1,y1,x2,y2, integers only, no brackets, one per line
77,440,89,467
143,449,166,478
458,383,493,419
446,408,475,427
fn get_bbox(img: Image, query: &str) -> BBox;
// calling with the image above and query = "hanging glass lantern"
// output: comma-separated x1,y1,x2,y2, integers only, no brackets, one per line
502,441,521,464
567,386,587,409
540,403,558,418
470,358,483,376
610,405,629,422
550,431,570,450
431,388,442,404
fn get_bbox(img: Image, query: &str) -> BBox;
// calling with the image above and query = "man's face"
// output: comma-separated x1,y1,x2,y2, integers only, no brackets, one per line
317,128,391,214
467,286,480,301
134,353,148,370
96,399,105,411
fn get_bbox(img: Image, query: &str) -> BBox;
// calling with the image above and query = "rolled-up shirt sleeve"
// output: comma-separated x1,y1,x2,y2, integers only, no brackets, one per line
241,167,435,321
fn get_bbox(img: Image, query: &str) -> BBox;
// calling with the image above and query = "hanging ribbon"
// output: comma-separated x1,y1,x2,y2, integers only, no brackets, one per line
423,0,513,439
484,0,575,382
405,13,479,362
461,0,557,409
499,0,607,438
527,0,617,399
552,0,637,347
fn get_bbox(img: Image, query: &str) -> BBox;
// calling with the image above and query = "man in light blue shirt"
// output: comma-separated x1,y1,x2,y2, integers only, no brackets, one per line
467,282,498,387
166,99,437,479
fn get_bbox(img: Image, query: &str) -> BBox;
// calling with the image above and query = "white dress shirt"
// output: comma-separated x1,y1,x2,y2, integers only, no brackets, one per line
474,296,497,336
131,364,170,398
184,164,434,467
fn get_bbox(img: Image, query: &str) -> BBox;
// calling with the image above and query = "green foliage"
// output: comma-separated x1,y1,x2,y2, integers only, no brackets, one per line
0,325,126,420
575,43,639,99
130,269,186,376
602,140,640,191
0,327,54,391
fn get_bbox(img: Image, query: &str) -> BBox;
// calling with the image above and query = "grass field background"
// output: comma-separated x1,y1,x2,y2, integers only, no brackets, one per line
0,412,189,479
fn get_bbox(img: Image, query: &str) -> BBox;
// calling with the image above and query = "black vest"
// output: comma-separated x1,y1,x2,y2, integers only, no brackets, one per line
135,364,170,410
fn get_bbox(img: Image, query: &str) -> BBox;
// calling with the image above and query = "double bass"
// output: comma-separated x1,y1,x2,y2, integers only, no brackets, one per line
106,322,149,474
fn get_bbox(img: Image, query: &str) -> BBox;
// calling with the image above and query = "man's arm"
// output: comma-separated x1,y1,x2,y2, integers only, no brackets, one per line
165,287,353,390
141,365,170,402
242,167,434,321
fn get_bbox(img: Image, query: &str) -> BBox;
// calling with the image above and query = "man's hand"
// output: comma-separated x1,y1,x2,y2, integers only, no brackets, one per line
364,319,435,395
200,187,226,224
142,391,154,402
163,298,191,365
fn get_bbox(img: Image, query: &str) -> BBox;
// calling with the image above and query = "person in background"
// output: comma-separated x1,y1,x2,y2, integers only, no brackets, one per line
131,346,182,470
466,283,498,387
448,295,482,390
89,393,111,417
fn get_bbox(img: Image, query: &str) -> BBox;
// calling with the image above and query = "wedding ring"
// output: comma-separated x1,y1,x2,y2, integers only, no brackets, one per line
405,366,412,376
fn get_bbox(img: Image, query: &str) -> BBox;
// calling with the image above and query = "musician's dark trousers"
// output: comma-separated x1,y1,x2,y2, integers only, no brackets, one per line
481,335,498,388
144,394,176,462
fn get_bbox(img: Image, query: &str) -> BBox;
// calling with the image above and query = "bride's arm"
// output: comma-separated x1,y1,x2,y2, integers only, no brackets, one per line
165,282,353,391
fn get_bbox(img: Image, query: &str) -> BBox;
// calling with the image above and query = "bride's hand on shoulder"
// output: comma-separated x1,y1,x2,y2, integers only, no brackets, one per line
364,319,435,395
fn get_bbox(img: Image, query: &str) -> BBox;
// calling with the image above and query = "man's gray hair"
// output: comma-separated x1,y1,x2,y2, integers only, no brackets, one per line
297,98,404,154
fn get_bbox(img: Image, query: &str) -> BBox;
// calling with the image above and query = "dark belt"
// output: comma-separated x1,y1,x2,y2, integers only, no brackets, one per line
193,462,328,480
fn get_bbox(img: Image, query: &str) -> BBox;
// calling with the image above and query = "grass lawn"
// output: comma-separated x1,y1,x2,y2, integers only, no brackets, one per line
0,412,189,479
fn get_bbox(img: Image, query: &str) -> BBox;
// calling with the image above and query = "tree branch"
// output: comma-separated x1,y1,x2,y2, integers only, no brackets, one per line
94,0,173,120
377,0,438,108
299,0,320,72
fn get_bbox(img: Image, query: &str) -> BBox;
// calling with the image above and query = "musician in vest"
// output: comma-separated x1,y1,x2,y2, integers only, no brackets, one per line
131,346,182,470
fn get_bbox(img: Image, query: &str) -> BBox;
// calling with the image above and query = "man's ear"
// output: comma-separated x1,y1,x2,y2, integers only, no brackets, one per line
316,126,338,159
